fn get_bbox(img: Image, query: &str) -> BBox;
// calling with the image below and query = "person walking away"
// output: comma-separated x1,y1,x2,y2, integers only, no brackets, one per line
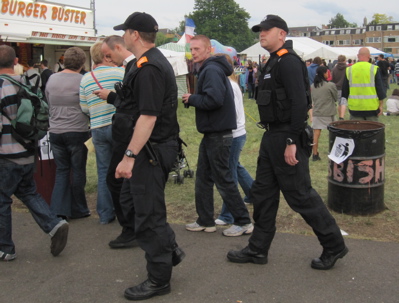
40,60,53,94
307,56,322,85
182,35,253,237
112,12,185,300
214,53,254,225
342,48,386,121
377,54,390,95
246,65,256,99
24,59,41,90
394,59,399,84
331,55,347,120
80,42,124,224
0,45,68,261
46,47,91,220
310,66,338,161
226,15,348,270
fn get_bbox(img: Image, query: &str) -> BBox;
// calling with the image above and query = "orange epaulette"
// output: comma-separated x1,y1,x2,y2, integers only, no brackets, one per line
277,49,288,57
137,56,148,68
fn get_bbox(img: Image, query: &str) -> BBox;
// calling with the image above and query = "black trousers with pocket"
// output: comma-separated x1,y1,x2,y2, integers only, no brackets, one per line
248,129,345,255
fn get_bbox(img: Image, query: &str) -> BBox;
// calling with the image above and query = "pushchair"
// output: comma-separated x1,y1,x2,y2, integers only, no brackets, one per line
170,137,194,184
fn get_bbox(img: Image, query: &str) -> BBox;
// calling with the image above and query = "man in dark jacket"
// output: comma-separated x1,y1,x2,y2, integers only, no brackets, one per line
182,35,253,237
40,59,53,93
331,55,348,120
377,54,390,94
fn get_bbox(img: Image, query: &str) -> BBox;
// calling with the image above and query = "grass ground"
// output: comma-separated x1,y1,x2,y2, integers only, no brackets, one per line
24,83,399,243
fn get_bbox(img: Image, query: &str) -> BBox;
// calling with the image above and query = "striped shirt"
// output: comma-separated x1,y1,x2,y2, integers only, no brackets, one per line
79,66,124,129
0,75,34,164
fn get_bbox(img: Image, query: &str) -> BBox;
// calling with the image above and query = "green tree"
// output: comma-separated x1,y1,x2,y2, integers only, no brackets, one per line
188,0,255,52
368,13,395,25
155,31,173,47
328,13,357,28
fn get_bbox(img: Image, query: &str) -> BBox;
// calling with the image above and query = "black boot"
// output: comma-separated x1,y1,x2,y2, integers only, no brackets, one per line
108,228,136,249
311,246,349,270
124,279,170,301
227,246,268,264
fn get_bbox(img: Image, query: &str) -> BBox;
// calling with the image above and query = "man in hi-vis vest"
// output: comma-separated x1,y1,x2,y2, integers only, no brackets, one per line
342,47,386,121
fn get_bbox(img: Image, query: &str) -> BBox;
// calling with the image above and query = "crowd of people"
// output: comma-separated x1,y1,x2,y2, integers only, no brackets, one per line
306,48,397,161
3,10,398,301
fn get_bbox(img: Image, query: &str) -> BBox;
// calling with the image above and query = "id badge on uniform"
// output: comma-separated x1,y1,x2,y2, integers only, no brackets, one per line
264,73,271,80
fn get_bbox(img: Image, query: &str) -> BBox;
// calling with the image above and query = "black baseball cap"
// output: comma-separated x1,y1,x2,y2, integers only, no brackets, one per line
252,15,289,33
113,12,158,32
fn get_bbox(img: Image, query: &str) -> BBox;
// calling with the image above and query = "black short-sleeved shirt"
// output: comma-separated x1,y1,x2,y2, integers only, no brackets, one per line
124,47,179,143
133,65,165,117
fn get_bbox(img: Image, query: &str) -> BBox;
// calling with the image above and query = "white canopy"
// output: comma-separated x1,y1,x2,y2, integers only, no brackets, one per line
157,48,188,76
238,37,379,62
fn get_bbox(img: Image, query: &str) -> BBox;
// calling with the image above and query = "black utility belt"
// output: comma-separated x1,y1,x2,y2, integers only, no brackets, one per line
258,122,291,132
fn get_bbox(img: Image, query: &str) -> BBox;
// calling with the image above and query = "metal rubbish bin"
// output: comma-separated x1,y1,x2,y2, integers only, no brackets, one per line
327,120,386,215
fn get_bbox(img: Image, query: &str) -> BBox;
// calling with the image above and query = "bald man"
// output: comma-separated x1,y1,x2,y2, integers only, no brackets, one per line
342,47,386,121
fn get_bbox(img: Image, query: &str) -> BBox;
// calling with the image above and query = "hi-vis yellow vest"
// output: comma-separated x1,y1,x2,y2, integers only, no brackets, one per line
346,62,379,111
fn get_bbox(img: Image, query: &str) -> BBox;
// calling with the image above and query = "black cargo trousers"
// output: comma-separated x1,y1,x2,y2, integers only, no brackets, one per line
119,139,179,284
248,127,345,255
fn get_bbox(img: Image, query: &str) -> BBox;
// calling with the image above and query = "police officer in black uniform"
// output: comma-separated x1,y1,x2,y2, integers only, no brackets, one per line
227,15,348,270
112,12,184,300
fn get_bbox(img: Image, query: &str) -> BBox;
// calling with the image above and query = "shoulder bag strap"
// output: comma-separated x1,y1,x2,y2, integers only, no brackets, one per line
91,71,103,89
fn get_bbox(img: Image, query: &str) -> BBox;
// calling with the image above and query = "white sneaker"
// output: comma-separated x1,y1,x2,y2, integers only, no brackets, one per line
0,251,16,261
222,223,253,237
215,219,228,226
185,222,216,233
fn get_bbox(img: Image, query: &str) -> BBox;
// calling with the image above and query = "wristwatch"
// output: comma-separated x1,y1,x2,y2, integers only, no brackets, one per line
125,149,138,159
286,138,296,145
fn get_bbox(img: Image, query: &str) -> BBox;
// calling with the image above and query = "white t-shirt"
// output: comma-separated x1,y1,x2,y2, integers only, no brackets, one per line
229,78,246,138
386,96,399,113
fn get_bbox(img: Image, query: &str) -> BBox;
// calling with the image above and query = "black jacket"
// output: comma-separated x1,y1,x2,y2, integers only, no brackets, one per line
188,56,236,133
257,40,309,142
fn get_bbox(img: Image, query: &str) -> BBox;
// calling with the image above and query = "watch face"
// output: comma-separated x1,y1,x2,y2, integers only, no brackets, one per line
125,149,136,158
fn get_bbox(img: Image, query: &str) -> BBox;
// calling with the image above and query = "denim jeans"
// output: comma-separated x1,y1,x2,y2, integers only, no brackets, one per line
195,131,251,227
0,158,61,254
91,125,114,223
50,132,90,218
218,134,254,224
248,83,255,99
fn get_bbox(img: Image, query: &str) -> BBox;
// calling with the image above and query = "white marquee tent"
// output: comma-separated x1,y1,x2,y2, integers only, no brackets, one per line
239,37,384,62
156,46,189,98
